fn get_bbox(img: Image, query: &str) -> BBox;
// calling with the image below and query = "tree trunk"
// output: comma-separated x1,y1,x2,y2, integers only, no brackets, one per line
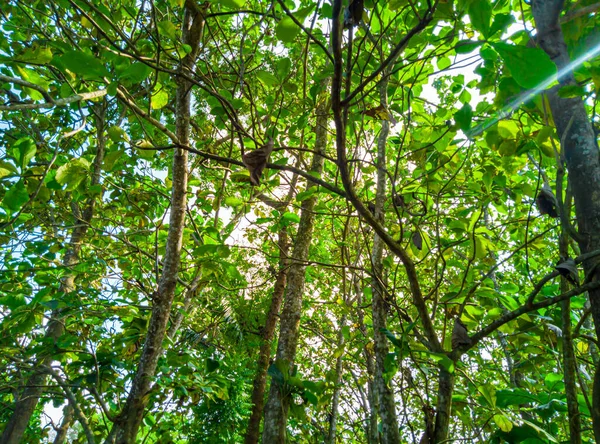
53,404,74,444
432,367,455,442
107,3,206,443
355,277,379,443
530,1,600,440
371,116,401,444
245,227,289,444
327,314,347,444
261,95,329,443
1,102,107,444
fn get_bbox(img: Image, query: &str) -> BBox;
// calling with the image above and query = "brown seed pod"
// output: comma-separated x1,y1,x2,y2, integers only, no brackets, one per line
242,138,275,186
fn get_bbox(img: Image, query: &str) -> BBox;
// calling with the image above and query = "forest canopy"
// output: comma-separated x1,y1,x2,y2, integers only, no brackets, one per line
1,0,600,443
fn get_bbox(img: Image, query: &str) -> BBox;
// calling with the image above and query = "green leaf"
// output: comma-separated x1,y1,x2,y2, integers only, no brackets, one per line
3,180,29,211
0,160,18,179
13,137,37,169
218,0,244,9
496,388,539,408
489,13,515,37
478,384,497,408
468,0,491,38
276,17,300,43
18,46,53,64
255,70,279,87
454,103,472,132
277,58,292,78
558,84,586,98
296,187,318,202
493,414,513,432
455,40,482,54
281,212,300,223
120,62,152,84
274,7,313,43
422,351,455,373
206,358,220,372
157,20,178,40
107,125,129,143
55,158,90,191
55,50,110,79
492,42,557,89
151,87,169,109
224,197,244,207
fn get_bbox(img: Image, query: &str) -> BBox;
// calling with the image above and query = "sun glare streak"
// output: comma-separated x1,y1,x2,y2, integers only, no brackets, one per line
467,41,600,138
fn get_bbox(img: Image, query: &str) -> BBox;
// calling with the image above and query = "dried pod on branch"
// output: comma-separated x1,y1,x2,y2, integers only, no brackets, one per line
535,184,558,218
242,138,274,186
451,318,471,349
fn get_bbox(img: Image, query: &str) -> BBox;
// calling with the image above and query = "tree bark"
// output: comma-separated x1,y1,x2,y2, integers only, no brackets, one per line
530,1,600,440
107,3,206,443
261,95,329,443
432,367,455,443
327,314,347,444
1,102,107,444
53,404,74,444
245,227,289,444
371,117,401,444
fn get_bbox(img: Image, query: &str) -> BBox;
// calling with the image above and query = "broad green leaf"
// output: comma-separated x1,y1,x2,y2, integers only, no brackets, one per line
558,84,585,98
206,358,220,372
55,50,110,78
13,137,36,169
281,212,300,223
103,150,123,171
493,414,513,432
277,58,292,78
455,40,482,54
18,46,53,64
107,125,129,143
422,351,455,373
151,87,169,109
496,388,540,408
55,158,90,191
478,384,496,408
157,20,178,40
454,103,472,132
218,0,244,9
255,70,279,87
468,0,491,38
275,7,313,43
120,62,152,83
223,197,244,207
0,160,18,179
493,42,557,89
276,17,300,43
489,13,515,37
296,187,318,202
3,180,29,211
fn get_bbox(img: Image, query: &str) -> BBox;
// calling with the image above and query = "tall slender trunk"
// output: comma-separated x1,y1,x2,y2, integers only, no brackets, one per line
355,277,379,443
1,102,107,444
245,227,289,444
559,214,582,442
530,1,600,440
327,314,347,444
53,403,74,444
261,95,329,443
371,116,401,444
107,3,206,442
432,367,455,442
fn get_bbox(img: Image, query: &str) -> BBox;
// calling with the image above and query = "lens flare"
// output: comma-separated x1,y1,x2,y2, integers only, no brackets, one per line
466,41,600,138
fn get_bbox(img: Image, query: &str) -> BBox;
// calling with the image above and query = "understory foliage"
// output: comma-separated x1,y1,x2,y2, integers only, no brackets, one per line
0,0,599,443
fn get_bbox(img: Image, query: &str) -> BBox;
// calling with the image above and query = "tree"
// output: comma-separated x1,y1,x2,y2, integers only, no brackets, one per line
1,0,599,443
